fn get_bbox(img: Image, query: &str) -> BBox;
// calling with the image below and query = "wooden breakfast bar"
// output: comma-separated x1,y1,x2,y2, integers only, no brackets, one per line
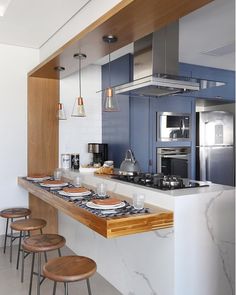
18,177,174,238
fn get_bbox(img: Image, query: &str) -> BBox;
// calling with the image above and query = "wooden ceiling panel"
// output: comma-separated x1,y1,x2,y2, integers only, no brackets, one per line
29,0,213,79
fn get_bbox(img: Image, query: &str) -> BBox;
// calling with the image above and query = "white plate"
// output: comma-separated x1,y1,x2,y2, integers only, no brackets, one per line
86,201,125,210
40,182,68,188
27,176,51,182
58,190,91,197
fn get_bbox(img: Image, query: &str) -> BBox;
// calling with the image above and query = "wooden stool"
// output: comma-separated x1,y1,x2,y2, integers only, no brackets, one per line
0,207,31,262
43,255,97,295
22,234,66,295
10,218,47,282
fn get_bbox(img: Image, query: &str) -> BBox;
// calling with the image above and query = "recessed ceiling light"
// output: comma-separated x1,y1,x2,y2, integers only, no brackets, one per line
0,0,12,17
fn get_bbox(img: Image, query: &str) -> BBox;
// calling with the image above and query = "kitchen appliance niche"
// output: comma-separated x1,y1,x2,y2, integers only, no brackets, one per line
157,112,191,141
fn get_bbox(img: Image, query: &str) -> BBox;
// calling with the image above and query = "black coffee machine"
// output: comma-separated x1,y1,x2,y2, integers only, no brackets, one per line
88,143,108,165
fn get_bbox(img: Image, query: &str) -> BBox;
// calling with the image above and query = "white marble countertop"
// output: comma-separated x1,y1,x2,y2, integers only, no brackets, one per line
63,169,235,211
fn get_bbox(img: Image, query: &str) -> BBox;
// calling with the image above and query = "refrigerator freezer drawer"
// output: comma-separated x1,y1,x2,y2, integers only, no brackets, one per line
197,146,235,186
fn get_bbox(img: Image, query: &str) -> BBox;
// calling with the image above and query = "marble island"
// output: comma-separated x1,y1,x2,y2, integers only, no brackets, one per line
18,171,235,295
64,171,235,295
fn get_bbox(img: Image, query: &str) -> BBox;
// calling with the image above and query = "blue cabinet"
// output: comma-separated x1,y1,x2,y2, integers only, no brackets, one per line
148,96,196,178
130,96,150,172
180,63,235,101
102,54,132,167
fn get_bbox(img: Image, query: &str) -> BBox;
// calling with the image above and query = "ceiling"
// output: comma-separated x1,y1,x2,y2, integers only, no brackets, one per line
0,0,234,70
0,0,90,48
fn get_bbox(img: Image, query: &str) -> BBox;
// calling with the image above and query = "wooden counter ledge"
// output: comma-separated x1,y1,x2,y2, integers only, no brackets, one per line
18,177,173,238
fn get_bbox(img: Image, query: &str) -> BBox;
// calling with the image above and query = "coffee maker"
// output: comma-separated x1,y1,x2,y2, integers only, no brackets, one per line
88,143,108,166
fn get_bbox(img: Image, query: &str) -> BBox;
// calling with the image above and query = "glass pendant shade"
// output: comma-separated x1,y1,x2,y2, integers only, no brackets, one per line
72,53,87,117
71,96,86,117
104,87,119,112
102,35,119,112
58,103,67,120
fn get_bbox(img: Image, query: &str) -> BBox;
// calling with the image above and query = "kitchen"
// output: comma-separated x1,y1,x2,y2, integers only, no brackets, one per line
0,0,235,295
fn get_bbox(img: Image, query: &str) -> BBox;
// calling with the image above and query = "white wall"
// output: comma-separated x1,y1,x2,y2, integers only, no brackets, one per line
39,0,122,61
0,44,39,235
59,65,102,166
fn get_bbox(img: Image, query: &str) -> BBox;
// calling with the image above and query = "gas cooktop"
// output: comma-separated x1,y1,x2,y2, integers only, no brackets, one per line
112,173,209,191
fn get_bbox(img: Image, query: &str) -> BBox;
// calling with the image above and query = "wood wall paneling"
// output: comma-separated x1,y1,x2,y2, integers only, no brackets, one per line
28,76,59,175
29,193,58,234
28,76,59,233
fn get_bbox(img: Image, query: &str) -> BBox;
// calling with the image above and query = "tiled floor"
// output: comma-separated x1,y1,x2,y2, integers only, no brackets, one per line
0,245,122,295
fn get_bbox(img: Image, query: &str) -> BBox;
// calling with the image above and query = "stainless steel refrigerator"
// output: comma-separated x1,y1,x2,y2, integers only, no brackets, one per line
196,111,235,186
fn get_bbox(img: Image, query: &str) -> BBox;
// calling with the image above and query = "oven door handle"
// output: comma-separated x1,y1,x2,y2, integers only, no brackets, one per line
162,154,188,159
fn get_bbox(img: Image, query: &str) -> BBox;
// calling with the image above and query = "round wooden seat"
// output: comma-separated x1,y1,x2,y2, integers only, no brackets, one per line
0,207,31,263
43,256,97,283
10,218,46,231
22,234,66,253
0,207,31,219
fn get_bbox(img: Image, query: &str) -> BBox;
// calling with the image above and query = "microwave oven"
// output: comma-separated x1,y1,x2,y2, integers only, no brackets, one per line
157,112,191,141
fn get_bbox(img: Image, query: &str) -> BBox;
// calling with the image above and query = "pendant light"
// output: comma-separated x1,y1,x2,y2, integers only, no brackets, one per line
71,53,86,117
58,103,67,120
54,66,67,120
103,35,119,112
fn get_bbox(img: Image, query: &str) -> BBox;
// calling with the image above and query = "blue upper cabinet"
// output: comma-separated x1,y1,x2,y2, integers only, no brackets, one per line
102,54,132,168
130,96,150,172
179,63,235,101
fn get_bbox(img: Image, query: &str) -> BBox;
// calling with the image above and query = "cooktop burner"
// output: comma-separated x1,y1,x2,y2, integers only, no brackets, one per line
112,173,209,190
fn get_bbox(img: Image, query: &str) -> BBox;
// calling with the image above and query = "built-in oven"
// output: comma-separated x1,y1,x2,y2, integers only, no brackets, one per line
157,112,191,141
157,147,191,178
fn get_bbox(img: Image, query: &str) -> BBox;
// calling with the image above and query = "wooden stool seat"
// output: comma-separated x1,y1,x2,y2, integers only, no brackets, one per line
43,256,97,283
0,207,31,263
22,234,66,253
0,207,31,219
10,218,46,231
23,234,66,295
10,218,47,283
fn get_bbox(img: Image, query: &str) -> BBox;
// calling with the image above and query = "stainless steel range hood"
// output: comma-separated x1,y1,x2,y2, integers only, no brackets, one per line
114,21,225,97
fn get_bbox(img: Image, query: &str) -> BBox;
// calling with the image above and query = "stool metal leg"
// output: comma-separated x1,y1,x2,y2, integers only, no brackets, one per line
37,252,41,295
3,218,9,254
10,218,13,263
64,282,68,295
58,248,62,257
16,231,22,270
53,282,57,295
39,228,47,263
86,279,92,295
21,232,26,283
29,253,35,295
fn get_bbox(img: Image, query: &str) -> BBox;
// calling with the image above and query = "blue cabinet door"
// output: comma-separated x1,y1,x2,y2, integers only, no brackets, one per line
102,54,132,168
180,63,235,101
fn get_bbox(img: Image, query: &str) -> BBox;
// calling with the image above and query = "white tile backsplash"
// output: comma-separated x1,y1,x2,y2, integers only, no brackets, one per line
59,64,102,166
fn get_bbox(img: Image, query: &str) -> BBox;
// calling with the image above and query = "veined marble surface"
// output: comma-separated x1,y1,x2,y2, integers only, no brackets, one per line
175,189,235,295
59,170,235,295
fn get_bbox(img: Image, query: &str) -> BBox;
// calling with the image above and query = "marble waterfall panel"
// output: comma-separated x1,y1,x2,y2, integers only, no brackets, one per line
58,211,174,295
175,189,235,295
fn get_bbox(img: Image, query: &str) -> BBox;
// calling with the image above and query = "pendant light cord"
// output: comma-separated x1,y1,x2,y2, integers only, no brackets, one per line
108,41,111,88
79,55,82,97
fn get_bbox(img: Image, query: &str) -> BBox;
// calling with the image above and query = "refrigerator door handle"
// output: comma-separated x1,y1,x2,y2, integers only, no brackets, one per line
205,155,208,180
